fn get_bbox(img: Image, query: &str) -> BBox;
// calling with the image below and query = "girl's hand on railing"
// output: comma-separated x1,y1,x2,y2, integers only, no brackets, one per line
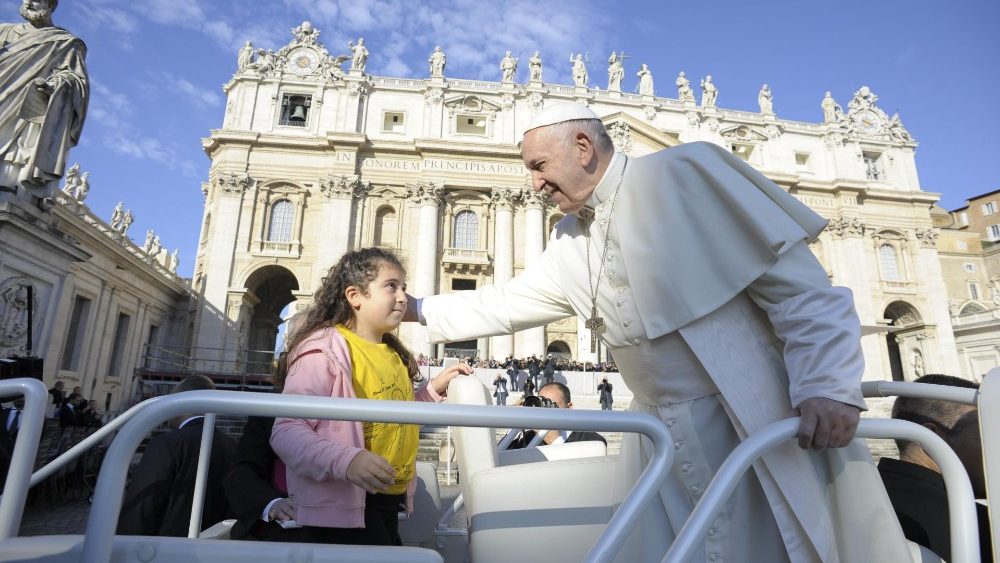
430,363,474,396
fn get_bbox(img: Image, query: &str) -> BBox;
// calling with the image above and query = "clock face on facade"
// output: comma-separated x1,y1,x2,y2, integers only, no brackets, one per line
855,109,882,135
287,48,320,75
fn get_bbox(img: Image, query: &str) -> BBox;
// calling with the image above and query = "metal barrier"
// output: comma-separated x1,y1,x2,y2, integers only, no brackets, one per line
0,379,48,540
81,390,674,563
662,418,980,563
862,380,979,405
978,369,1000,563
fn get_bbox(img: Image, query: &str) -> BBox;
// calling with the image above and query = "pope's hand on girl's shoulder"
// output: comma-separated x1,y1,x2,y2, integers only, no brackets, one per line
345,450,395,494
431,363,474,395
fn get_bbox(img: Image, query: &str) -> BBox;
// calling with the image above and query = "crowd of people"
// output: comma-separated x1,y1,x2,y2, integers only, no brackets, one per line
417,353,618,373
47,380,104,428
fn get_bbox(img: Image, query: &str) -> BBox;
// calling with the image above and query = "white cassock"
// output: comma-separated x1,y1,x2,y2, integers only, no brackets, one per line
419,142,910,562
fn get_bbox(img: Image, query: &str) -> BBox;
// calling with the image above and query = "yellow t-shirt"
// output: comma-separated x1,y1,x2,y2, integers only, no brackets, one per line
336,325,418,495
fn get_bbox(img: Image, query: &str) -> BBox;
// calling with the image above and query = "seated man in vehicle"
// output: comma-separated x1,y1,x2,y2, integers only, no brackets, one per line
118,375,237,537
878,373,992,562
507,382,606,449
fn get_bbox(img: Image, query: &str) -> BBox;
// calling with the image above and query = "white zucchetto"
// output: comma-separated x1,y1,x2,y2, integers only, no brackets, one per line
525,103,601,134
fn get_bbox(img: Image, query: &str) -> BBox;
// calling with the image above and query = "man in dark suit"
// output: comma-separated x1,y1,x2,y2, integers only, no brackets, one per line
225,415,296,540
878,374,992,563
507,382,606,449
492,373,509,406
527,355,541,390
542,354,557,385
1,397,25,485
118,375,236,537
48,381,65,409
504,355,520,391
58,393,83,428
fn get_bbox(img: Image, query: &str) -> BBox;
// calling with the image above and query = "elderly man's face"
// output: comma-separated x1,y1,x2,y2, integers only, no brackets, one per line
521,127,597,214
20,0,53,24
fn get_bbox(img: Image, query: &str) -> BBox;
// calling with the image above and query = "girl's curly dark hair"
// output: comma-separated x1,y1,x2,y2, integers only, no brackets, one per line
281,247,421,382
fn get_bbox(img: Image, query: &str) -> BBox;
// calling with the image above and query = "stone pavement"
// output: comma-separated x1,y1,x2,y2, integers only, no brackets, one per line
19,499,90,536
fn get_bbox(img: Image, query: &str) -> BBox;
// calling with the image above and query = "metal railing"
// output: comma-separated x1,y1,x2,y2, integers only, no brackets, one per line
662,418,979,563
81,390,674,563
0,379,48,540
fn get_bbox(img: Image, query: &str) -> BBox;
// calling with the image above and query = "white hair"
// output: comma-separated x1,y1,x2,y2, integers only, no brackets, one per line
543,119,614,154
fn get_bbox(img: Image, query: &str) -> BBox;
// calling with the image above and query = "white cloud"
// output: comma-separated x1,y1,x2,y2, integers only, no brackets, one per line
174,77,223,109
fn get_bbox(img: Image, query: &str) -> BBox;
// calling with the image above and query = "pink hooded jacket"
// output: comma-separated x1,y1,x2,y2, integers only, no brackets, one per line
270,326,443,528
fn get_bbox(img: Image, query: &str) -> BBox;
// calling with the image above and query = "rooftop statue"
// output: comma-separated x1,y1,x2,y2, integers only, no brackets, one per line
499,50,517,83
700,74,717,107
348,37,368,72
607,51,624,92
237,41,254,71
675,71,695,103
528,51,542,82
758,84,774,115
429,46,446,77
821,91,844,123
570,53,588,87
0,0,89,202
636,63,654,96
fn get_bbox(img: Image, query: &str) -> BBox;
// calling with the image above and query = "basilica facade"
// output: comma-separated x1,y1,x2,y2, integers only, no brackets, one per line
191,23,960,384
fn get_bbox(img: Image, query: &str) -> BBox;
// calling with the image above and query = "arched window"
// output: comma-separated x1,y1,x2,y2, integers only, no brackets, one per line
453,210,478,249
374,206,397,246
267,200,294,242
879,244,900,281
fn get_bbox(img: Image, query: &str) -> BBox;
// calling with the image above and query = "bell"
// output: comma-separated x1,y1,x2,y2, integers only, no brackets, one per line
289,104,307,122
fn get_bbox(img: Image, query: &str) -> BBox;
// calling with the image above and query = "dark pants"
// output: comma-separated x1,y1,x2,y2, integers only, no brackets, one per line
276,492,405,546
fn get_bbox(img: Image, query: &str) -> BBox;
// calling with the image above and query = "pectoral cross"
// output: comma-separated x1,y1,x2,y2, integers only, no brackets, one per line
585,303,604,353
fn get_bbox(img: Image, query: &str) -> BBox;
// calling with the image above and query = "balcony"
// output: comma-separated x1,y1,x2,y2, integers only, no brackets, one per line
252,239,300,258
442,247,491,274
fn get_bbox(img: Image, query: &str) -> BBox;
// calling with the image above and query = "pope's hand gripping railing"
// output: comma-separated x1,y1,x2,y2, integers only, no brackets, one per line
80,389,674,563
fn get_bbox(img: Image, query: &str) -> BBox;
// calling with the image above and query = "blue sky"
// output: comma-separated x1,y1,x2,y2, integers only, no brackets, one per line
4,0,998,278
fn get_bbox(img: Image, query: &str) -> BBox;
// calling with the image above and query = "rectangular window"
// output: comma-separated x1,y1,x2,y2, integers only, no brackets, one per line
959,212,969,225
794,152,810,171
957,241,969,250
107,312,132,378
60,296,91,371
989,225,1000,241
863,152,883,181
970,283,981,301
731,144,754,162
456,114,486,135
279,94,311,127
382,111,405,133
983,202,997,216
964,263,977,273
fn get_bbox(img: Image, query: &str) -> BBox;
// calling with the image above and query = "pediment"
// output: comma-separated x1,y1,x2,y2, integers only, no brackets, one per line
369,185,408,199
600,111,679,156
720,124,769,142
444,95,501,114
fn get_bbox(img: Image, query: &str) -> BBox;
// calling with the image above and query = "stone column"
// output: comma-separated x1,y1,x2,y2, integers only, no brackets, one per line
913,228,961,374
313,175,367,289
409,182,444,356
196,173,253,369
827,216,883,381
521,190,547,356
490,187,516,359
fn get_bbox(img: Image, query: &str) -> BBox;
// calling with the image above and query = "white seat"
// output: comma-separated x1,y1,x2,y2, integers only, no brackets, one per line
399,461,442,546
446,377,622,562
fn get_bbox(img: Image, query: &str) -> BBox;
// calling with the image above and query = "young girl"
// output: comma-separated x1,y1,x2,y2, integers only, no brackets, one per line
270,248,471,546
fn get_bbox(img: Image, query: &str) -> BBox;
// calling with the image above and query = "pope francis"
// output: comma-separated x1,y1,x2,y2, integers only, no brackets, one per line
407,103,910,562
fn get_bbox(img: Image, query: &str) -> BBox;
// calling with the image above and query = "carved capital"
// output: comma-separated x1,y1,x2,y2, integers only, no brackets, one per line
320,174,367,199
607,121,633,154
914,227,939,248
407,181,444,206
215,172,254,195
827,215,866,238
521,188,549,209
424,88,444,105
490,187,518,210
